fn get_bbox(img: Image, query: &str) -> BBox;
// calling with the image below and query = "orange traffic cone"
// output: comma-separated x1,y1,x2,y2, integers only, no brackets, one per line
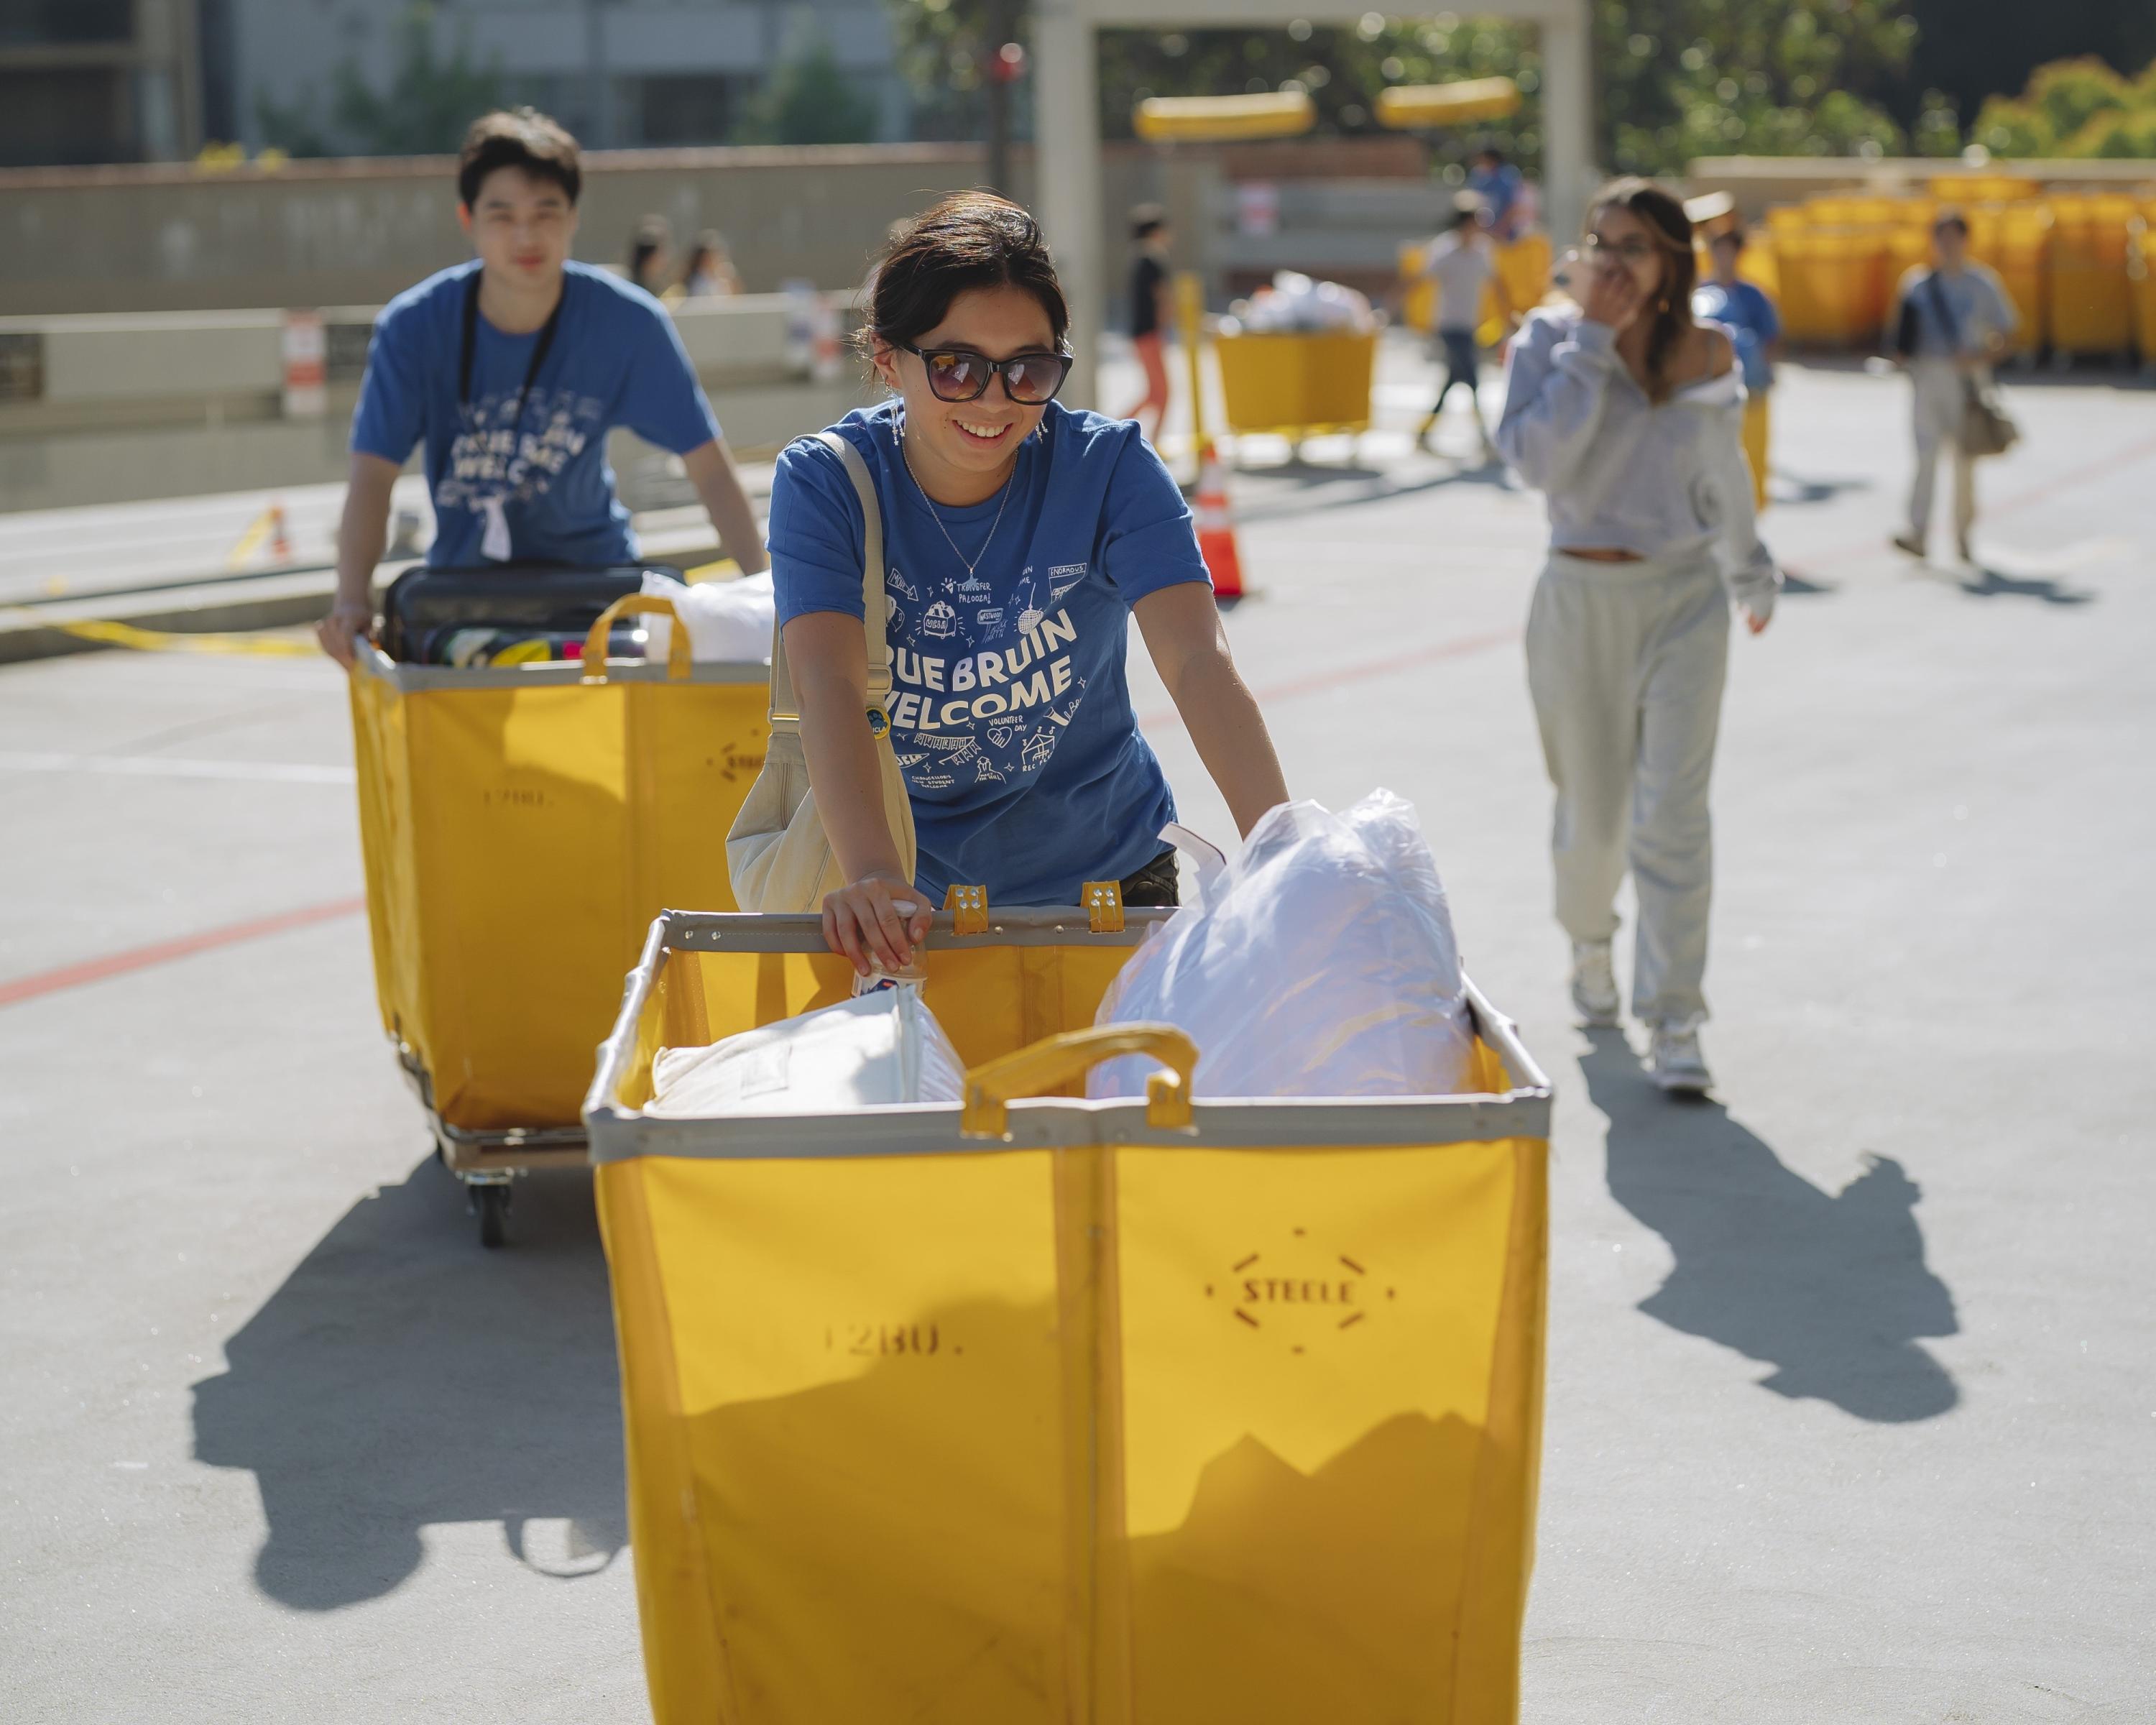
1192,442,1245,601
267,502,294,564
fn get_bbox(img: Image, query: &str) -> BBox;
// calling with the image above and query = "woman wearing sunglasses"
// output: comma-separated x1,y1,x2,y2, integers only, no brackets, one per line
1497,178,1779,1095
766,192,1288,975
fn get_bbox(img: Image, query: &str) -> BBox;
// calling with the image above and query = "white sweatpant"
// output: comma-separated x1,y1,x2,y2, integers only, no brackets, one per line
1525,549,1730,1026
1907,358,1976,547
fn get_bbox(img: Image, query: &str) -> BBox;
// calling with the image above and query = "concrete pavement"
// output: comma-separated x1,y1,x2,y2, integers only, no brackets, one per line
1,354,2152,1721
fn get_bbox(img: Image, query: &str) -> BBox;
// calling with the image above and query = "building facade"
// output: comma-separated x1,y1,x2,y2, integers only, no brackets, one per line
0,0,205,167
200,0,908,155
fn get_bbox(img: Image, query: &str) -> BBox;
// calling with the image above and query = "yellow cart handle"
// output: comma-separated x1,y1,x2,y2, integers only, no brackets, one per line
961,1024,1197,1138
582,592,691,684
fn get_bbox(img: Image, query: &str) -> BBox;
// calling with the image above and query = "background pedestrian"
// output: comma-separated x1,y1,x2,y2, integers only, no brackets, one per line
1889,210,2017,564
1124,204,1174,444
1692,227,1782,512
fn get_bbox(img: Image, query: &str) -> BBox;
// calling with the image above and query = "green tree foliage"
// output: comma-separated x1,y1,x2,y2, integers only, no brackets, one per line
1971,55,2156,158
885,0,1925,178
258,3,504,157
887,0,1027,144
1590,0,1914,171
1899,0,2156,144
732,38,882,145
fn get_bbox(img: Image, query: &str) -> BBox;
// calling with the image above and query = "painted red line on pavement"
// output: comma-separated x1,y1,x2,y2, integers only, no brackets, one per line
0,896,366,1010
1782,427,2156,576
1986,429,2156,520
1142,625,1519,730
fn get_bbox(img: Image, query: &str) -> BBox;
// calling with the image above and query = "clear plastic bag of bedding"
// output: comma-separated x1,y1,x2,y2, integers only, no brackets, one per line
1088,791,1473,1100
648,987,963,1117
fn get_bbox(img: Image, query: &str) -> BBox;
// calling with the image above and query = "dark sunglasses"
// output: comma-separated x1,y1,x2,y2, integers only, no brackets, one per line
900,342,1074,405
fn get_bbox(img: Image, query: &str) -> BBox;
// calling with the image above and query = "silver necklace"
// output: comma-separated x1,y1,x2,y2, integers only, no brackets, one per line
898,415,1016,581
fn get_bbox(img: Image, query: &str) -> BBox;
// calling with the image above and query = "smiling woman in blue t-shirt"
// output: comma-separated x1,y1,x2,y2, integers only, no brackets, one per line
768,192,1288,975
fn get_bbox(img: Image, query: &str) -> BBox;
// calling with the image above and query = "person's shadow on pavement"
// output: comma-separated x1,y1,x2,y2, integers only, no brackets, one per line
1958,564,2094,606
190,1156,626,1609
1579,1028,1959,1423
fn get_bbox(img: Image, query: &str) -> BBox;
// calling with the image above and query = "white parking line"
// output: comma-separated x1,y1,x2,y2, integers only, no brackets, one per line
0,750,355,785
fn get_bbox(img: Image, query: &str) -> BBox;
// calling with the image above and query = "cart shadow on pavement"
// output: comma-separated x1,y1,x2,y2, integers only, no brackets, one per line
188,1154,627,1610
1577,1029,1960,1424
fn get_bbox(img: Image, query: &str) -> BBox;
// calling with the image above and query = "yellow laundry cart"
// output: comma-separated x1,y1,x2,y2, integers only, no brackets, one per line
1213,328,1379,454
586,905,1554,1724
350,594,767,1243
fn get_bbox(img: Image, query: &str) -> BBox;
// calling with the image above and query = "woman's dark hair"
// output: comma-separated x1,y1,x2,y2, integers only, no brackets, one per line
1589,176,1697,402
683,229,726,277
457,108,581,208
861,192,1071,359
627,214,671,288
1933,206,1970,238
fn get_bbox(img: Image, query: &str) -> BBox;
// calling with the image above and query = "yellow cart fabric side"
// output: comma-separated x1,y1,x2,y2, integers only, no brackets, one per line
349,649,768,1134
588,910,1552,1725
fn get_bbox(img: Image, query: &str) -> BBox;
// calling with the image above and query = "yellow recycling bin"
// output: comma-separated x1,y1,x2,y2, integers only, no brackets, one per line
2046,194,2138,358
586,906,1554,1724
349,595,768,1224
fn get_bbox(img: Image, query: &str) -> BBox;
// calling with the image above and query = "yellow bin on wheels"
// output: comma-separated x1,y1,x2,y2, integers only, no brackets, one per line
586,906,1553,1724
1214,328,1378,458
350,593,768,1243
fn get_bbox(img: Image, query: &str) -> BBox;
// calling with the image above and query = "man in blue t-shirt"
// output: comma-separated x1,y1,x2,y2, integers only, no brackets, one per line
1468,146,1528,242
318,107,767,665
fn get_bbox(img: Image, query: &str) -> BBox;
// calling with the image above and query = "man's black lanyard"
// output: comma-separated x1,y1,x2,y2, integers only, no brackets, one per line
459,269,566,439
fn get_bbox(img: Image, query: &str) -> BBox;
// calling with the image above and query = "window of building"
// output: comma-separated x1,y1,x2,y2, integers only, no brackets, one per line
0,0,135,48
635,74,750,148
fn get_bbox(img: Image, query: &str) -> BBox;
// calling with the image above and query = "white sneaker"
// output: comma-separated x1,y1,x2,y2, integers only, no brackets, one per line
1569,940,1621,1026
1648,1018,1713,1093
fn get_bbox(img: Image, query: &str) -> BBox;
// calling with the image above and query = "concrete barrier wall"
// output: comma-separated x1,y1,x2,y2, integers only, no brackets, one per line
0,136,1441,320
0,292,880,513
0,142,1220,319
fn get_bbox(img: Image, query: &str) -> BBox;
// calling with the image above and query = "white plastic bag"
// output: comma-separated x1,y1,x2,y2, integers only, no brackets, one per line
1088,791,1473,1100
648,988,964,1117
640,569,775,665
1225,270,1377,334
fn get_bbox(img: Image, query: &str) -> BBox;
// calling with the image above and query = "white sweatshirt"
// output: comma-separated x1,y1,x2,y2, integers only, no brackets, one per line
1497,308,1781,619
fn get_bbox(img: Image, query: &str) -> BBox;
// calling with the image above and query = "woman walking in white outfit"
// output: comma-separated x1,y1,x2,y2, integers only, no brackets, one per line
1498,178,1779,1093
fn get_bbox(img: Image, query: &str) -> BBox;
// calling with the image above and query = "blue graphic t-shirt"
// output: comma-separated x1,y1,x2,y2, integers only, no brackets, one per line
350,259,721,566
767,400,1212,906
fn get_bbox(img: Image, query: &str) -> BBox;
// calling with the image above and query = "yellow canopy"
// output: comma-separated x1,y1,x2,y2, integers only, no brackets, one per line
1134,91,1317,142
1376,78,1521,129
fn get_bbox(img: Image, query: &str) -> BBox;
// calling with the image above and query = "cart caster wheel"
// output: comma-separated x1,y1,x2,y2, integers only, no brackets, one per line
472,1182,510,1249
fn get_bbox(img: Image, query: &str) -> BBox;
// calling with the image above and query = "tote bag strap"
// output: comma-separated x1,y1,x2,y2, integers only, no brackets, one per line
768,429,890,731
